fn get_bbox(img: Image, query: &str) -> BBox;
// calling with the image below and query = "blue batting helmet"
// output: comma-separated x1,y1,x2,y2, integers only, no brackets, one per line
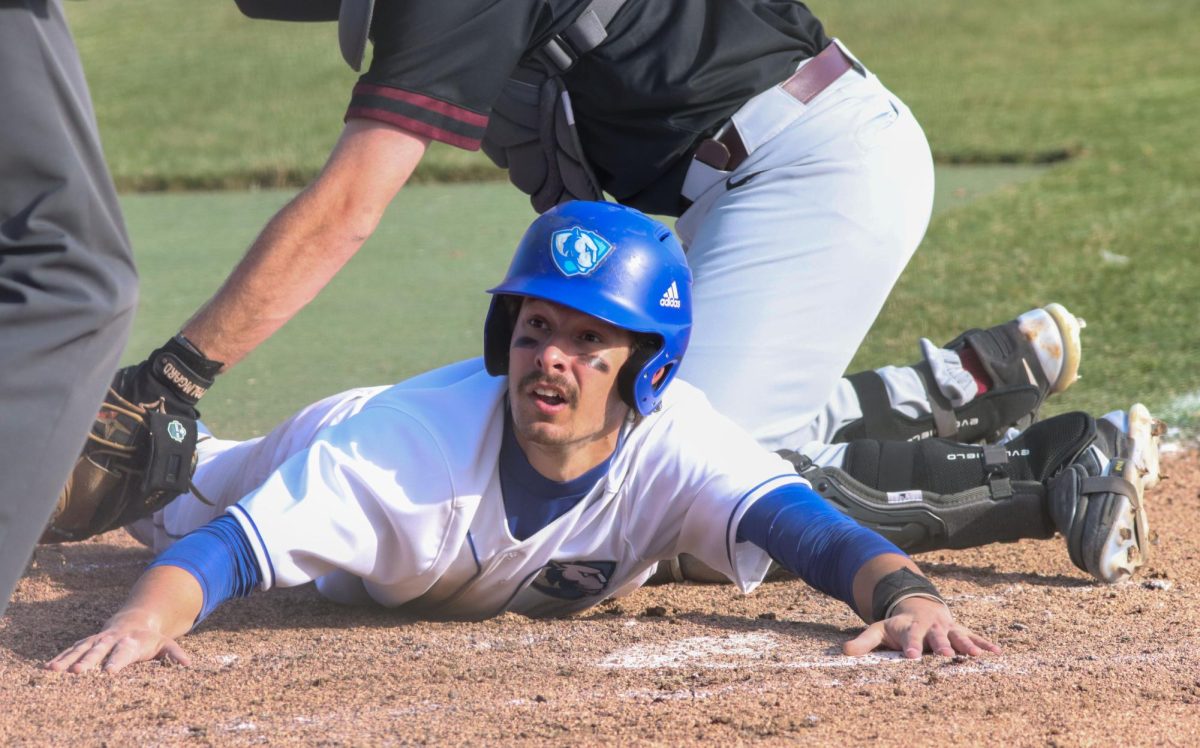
484,201,692,416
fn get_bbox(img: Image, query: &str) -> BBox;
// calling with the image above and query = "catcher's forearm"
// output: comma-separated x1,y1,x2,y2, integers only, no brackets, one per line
110,565,203,641
181,119,429,369
181,187,365,370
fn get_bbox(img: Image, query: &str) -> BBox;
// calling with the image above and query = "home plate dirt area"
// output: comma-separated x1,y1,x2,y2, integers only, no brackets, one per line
2,449,1198,746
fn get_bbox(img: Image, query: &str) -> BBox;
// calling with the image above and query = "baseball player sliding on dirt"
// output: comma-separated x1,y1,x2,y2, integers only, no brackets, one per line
38,1,1163,597
47,203,1160,674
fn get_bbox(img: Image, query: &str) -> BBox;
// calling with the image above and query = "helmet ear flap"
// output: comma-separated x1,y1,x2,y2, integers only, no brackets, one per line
616,354,646,412
483,295,523,376
617,333,669,415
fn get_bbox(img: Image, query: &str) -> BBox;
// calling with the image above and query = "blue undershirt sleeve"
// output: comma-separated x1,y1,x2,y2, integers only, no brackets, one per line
147,514,263,625
737,482,904,609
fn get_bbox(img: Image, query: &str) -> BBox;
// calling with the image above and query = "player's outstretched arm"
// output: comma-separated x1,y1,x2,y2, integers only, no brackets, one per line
842,553,1001,659
736,484,998,659
45,565,201,674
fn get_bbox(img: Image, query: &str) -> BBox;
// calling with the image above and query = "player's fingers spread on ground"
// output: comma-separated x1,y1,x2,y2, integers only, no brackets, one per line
57,635,116,673
924,626,955,657
102,634,155,673
842,622,886,656
961,627,1002,655
45,638,97,671
161,639,192,668
945,627,984,656
102,632,190,673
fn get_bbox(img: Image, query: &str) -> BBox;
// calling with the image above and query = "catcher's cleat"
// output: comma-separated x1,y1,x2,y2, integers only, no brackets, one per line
1121,403,1166,490
1049,404,1163,582
1039,302,1085,394
40,388,202,544
836,303,1086,444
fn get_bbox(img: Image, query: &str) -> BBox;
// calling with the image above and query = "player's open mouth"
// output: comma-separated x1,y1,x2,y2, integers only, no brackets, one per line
532,386,567,407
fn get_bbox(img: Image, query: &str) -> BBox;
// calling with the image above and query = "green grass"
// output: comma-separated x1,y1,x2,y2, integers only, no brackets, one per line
69,0,1200,436
66,0,497,190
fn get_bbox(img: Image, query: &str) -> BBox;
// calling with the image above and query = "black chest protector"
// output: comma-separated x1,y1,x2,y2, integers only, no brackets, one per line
480,0,628,214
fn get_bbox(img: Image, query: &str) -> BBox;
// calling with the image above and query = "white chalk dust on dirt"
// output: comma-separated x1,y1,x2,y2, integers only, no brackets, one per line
3,450,1199,746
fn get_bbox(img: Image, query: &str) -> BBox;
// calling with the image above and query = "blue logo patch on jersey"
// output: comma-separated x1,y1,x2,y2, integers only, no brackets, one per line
550,227,613,277
530,560,616,600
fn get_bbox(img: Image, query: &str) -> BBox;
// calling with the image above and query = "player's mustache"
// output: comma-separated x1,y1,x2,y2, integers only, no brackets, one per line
518,372,579,406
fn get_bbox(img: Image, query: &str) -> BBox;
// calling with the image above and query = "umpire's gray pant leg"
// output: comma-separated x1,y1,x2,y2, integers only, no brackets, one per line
0,0,139,617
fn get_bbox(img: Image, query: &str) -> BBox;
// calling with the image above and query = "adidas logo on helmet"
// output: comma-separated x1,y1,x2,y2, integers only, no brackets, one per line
659,281,681,309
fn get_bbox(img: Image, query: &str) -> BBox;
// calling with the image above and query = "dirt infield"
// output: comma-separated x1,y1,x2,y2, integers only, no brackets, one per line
2,449,1198,746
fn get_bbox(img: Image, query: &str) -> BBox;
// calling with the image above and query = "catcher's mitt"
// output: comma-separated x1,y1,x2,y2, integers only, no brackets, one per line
41,334,223,543
40,388,205,543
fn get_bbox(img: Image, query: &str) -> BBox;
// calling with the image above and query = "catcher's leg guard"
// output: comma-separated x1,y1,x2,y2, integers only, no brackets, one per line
787,406,1162,582
797,411,1097,554
652,411,1097,587
833,303,1084,444
660,407,1163,587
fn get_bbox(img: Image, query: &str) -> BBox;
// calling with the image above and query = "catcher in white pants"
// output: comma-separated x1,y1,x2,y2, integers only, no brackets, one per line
48,203,1000,674
675,40,934,452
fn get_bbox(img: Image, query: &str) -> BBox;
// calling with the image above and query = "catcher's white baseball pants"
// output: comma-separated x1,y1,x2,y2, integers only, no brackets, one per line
675,41,935,452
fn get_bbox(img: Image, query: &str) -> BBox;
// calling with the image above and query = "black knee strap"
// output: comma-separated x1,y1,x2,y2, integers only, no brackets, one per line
836,369,1042,444
846,370,960,442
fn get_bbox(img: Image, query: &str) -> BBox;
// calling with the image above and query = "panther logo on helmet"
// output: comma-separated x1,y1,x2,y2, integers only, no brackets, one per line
551,227,613,277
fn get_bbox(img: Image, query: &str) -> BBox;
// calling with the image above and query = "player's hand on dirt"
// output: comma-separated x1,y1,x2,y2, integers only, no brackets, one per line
842,596,1000,659
45,611,191,674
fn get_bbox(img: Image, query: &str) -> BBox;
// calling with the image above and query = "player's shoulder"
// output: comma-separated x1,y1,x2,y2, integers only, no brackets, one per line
653,377,723,421
342,358,505,479
630,377,744,451
362,358,505,436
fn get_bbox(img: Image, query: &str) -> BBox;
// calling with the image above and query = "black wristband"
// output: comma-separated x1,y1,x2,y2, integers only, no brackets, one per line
870,568,943,623
145,335,222,406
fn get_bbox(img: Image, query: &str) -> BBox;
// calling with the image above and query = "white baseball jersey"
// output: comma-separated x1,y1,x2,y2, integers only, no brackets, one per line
136,359,805,620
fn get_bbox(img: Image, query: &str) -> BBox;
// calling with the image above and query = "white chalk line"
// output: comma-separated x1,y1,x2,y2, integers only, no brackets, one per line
597,627,1193,683
598,632,928,672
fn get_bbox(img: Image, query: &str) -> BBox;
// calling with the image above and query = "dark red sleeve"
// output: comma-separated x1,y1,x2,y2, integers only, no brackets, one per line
346,84,489,150
345,0,543,151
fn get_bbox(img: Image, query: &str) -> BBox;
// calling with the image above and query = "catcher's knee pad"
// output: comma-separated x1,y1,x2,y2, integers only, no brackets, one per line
791,411,1098,555
833,304,1083,444
801,463,1051,555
